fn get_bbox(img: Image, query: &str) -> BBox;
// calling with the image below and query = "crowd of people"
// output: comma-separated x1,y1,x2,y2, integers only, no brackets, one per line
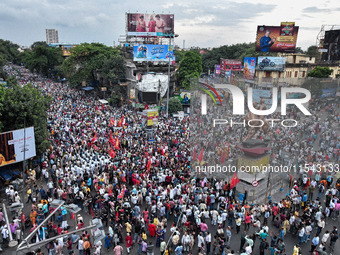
0,64,339,255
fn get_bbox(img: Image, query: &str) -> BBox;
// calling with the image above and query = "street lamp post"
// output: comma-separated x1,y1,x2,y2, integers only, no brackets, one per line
166,33,178,118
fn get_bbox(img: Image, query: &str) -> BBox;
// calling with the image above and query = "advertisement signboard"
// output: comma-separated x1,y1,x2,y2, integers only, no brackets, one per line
243,57,256,79
215,65,221,75
175,92,191,105
0,127,36,167
220,59,242,71
130,89,136,99
256,24,299,53
133,44,174,62
252,88,274,106
127,13,174,37
258,57,286,71
143,109,159,126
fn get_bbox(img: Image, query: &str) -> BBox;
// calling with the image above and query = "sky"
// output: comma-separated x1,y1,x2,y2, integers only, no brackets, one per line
1,0,340,50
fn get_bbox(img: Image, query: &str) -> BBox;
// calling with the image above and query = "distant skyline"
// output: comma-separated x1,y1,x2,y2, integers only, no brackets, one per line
0,0,340,50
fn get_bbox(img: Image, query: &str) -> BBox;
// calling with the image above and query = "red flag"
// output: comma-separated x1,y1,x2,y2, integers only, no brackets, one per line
116,211,119,221
109,148,115,159
122,175,126,182
95,105,98,111
71,213,75,220
193,148,196,161
90,207,94,218
91,132,97,144
230,172,240,189
161,148,165,156
110,118,115,126
109,188,112,196
117,188,125,199
147,157,152,172
114,138,120,150
198,148,204,163
101,104,104,111
109,130,114,145
118,117,123,127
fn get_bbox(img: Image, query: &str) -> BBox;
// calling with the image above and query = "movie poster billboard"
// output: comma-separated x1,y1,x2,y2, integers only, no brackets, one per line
258,57,286,71
127,13,174,37
255,24,299,53
243,57,256,79
0,127,36,167
133,44,174,62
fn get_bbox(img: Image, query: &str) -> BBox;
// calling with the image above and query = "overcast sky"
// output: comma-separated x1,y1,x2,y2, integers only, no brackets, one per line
1,0,340,50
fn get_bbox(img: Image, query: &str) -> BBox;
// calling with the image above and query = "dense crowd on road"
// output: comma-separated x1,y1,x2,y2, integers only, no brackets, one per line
1,64,340,255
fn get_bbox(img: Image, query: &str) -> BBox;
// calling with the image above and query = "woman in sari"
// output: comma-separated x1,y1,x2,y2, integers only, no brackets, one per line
156,226,165,247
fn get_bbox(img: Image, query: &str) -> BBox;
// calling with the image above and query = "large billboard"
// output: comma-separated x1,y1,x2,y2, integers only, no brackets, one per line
127,13,174,37
243,57,256,79
321,29,340,61
0,127,36,167
258,57,286,71
220,59,242,71
133,44,174,62
256,23,299,52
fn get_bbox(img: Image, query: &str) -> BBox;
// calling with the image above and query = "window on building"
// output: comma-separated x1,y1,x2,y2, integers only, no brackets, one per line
295,71,298,78
302,71,306,77
265,72,271,78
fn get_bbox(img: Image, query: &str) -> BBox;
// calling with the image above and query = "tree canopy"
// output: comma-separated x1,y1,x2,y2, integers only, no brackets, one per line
308,66,333,78
21,42,64,77
0,82,52,156
176,51,203,89
61,43,125,87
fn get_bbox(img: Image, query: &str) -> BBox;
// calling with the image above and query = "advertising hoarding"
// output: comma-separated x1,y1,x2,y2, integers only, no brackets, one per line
0,127,36,167
143,109,159,126
175,92,191,105
220,59,242,71
243,57,256,79
215,65,221,75
256,24,299,53
133,44,174,62
130,89,136,99
127,13,174,37
258,57,286,71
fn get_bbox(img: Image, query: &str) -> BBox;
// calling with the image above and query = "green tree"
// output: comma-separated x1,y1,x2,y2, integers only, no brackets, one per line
305,45,321,62
62,43,125,87
176,51,203,89
0,82,52,156
22,44,63,77
0,39,22,64
307,66,333,78
168,97,182,115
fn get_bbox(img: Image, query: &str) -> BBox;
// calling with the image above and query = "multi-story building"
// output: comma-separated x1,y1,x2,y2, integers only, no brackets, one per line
46,29,59,45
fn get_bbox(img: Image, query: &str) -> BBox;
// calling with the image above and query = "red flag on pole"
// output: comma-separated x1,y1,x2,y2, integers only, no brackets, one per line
161,147,165,156
230,172,240,189
147,157,152,172
109,130,114,145
122,175,126,182
118,117,123,127
95,105,98,111
91,132,97,144
101,104,104,111
117,188,125,199
71,213,75,220
116,211,119,221
90,207,94,218
198,148,204,163
110,118,115,126
193,148,196,161
109,188,112,196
